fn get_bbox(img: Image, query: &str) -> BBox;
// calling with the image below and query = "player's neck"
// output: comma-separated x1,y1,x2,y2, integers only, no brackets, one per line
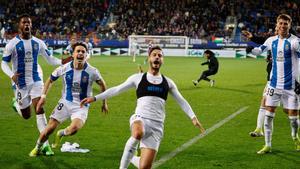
278,32,289,39
20,33,32,40
73,62,84,70
148,69,160,76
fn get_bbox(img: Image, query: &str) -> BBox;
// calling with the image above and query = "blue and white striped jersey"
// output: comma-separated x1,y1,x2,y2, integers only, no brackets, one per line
252,34,300,90
50,61,102,104
2,35,61,88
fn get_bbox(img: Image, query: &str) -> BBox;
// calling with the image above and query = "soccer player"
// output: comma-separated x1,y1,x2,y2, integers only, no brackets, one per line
244,30,273,137
132,38,139,62
249,14,300,154
63,37,76,55
29,42,108,157
143,40,153,65
193,50,219,87
80,46,205,169
1,14,62,155
85,37,93,58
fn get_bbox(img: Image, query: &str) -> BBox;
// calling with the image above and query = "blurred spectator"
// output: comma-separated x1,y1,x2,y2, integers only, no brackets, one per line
0,0,299,42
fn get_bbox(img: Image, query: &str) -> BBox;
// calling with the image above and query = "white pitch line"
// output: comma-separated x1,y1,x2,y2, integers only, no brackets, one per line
153,106,249,168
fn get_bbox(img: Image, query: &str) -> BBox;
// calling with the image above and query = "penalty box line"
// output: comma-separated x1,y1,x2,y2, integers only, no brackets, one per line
153,106,249,168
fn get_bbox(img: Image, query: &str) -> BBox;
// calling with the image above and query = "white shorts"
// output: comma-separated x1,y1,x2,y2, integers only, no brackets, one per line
262,81,270,97
16,82,43,109
265,86,299,110
130,114,164,151
50,99,89,124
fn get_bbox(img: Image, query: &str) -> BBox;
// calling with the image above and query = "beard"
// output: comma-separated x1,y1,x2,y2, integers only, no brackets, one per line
151,60,161,70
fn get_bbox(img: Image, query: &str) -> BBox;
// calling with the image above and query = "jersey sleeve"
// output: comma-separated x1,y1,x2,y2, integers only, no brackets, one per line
40,40,61,65
2,42,14,62
94,74,139,101
93,68,103,81
50,65,65,81
167,77,196,119
293,39,300,58
252,37,271,55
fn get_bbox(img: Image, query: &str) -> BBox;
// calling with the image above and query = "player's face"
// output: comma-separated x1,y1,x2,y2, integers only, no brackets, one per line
19,17,32,36
73,45,87,66
149,49,163,70
70,38,76,44
276,19,291,36
204,53,209,59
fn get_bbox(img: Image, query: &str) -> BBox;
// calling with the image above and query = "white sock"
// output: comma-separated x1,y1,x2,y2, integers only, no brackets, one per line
119,137,139,169
289,115,299,140
256,106,266,130
36,114,49,145
264,111,275,147
131,155,140,168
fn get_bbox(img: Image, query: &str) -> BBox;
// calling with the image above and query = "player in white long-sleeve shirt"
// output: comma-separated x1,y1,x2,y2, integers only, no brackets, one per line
249,14,300,154
1,14,62,155
81,46,205,169
29,42,108,157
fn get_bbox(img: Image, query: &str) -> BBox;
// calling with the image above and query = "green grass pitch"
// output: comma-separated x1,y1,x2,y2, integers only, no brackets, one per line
0,55,299,169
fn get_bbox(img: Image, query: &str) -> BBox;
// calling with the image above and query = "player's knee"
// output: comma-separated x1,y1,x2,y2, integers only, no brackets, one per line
132,130,143,140
21,109,31,119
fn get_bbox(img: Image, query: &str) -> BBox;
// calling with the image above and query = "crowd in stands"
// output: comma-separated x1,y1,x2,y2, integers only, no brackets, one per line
0,0,109,40
0,0,299,43
112,0,300,41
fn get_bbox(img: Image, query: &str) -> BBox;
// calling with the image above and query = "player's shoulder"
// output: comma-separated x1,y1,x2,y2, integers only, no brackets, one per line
56,61,72,72
162,74,175,86
5,36,21,47
85,63,100,73
127,72,143,81
266,35,278,41
32,36,44,43
288,34,299,42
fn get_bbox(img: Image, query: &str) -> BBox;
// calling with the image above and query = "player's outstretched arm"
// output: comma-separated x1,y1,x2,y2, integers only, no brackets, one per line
80,74,137,107
40,41,62,66
168,78,205,133
36,78,54,112
96,79,108,114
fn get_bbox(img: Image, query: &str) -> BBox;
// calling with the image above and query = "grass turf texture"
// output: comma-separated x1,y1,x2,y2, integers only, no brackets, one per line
0,55,299,169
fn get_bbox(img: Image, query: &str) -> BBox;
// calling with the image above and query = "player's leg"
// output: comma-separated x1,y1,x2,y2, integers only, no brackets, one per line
250,96,266,137
257,106,275,154
285,90,300,150
53,104,87,148
31,83,52,148
61,118,84,136
136,119,162,168
288,110,300,150
193,70,210,86
11,82,22,116
15,87,32,119
29,118,59,157
120,115,144,169
133,50,137,62
257,87,279,154
139,148,157,169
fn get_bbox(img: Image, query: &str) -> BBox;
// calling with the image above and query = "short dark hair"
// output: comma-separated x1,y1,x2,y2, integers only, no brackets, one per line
18,13,31,23
72,41,88,51
204,50,215,57
277,14,292,23
148,46,163,56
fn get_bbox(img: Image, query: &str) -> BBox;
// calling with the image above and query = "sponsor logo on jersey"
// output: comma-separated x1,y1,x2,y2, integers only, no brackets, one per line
72,82,81,92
